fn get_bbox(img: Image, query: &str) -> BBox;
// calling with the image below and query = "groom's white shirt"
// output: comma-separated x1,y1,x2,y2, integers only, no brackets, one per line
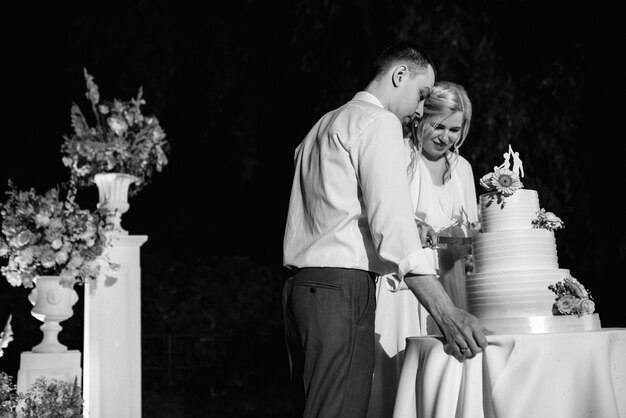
283,91,435,283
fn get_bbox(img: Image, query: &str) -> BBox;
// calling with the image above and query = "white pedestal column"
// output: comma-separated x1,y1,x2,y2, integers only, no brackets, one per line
83,234,147,418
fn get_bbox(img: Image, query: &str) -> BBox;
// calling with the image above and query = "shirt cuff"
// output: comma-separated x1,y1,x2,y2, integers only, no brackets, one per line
386,249,437,292
399,248,437,276
384,274,407,291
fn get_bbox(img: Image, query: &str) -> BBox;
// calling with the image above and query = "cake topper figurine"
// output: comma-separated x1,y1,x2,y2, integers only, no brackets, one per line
480,144,524,201
497,144,524,178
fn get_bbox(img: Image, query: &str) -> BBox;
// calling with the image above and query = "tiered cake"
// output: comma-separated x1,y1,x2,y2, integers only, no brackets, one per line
466,146,601,334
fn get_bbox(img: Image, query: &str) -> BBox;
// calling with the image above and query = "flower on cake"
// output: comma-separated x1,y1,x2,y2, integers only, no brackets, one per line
60,68,170,196
479,167,524,196
532,208,564,231
0,181,118,288
548,275,595,316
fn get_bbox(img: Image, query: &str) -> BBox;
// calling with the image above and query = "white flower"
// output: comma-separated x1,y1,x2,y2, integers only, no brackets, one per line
40,250,56,268
55,251,69,265
579,299,596,315
68,253,85,269
107,116,128,136
492,168,523,196
35,212,51,227
0,240,9,257
479,173,496,191
16,230,35,247
4,271,21,287
60,270,77,285
49,218,63,230
19,247,34,264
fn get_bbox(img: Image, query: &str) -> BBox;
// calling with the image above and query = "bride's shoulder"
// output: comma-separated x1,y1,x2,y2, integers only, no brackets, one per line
452,153,472,168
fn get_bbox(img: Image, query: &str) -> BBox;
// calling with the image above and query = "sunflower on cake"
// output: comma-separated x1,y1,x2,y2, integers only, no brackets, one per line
466,145,600,334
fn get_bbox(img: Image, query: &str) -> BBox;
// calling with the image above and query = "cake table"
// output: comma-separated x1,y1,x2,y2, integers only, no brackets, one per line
392,328,626,418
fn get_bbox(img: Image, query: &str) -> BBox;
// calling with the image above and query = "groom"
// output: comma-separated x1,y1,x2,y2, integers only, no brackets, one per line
282,41,488,418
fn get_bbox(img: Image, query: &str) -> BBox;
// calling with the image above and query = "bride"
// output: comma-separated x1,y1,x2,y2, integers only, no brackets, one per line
367,81,479,418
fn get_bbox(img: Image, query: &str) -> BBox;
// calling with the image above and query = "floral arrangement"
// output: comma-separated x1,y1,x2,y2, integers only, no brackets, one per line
0,374,83,417
548,275,596,316
479,167,524,196
60,68,169,196
0,181,117,288
532,208,564,231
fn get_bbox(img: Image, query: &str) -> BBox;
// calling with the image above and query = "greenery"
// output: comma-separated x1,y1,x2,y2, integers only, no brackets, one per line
0,373,83,418
0,372,17,416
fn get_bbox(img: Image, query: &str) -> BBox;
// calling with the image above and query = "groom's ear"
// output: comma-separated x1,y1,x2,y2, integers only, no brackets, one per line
392,65,409,87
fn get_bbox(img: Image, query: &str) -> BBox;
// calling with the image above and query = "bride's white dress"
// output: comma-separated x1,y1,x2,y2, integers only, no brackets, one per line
367,151,478,418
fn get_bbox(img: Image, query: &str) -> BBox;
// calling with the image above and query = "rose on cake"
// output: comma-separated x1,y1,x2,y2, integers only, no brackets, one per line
549,276,595,317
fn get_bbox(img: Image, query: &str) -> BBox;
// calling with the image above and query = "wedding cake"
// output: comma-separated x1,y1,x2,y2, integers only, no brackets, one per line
466,145,601,334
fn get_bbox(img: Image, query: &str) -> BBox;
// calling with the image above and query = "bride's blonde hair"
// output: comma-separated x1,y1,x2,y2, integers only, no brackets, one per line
407,81,472,183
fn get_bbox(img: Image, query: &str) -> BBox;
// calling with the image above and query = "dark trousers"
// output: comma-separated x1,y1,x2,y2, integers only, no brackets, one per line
282,267,377,418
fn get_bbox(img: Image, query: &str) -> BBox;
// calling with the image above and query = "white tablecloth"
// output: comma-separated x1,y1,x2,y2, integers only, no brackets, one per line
393,328,626,418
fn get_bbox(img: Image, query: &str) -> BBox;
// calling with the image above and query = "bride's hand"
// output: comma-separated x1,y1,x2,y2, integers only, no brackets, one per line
415,219,436,248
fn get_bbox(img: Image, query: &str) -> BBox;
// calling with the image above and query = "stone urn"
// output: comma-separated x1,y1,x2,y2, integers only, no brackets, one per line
93,172,138,235
28,276,79,353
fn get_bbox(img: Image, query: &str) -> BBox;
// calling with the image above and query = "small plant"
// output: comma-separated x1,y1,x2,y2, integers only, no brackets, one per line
18,376,83,418
0,375,84,418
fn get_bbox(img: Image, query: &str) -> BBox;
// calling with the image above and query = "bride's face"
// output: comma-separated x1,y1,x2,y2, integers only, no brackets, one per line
421,111,464,161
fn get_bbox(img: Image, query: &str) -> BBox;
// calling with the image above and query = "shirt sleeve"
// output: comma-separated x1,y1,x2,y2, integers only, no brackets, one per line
350,113,436,284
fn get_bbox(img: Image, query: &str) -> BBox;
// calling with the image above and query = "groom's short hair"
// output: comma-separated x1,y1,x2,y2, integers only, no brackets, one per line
371,41,436,80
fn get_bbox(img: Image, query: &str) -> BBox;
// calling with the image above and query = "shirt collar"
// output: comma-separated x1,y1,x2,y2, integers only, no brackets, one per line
353,91,384,109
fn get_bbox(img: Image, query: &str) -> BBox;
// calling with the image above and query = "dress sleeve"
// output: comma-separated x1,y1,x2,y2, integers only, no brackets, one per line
459,157,479,225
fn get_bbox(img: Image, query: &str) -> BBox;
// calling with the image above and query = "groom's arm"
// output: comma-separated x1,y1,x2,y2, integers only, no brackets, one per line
404,274,490,362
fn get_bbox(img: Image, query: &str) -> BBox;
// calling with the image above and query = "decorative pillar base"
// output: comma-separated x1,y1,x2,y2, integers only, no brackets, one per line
16,350,82,393
84,234,147,418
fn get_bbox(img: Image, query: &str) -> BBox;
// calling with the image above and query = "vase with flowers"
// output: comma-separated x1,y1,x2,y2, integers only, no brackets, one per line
60,68,170,234
0,181,117,352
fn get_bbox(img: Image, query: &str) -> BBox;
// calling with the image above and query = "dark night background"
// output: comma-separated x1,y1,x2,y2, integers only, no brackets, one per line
1,1,624,417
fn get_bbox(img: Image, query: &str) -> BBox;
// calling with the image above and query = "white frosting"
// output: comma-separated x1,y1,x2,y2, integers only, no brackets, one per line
479,189,539,232
468,189,601,334
472,229,559,272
